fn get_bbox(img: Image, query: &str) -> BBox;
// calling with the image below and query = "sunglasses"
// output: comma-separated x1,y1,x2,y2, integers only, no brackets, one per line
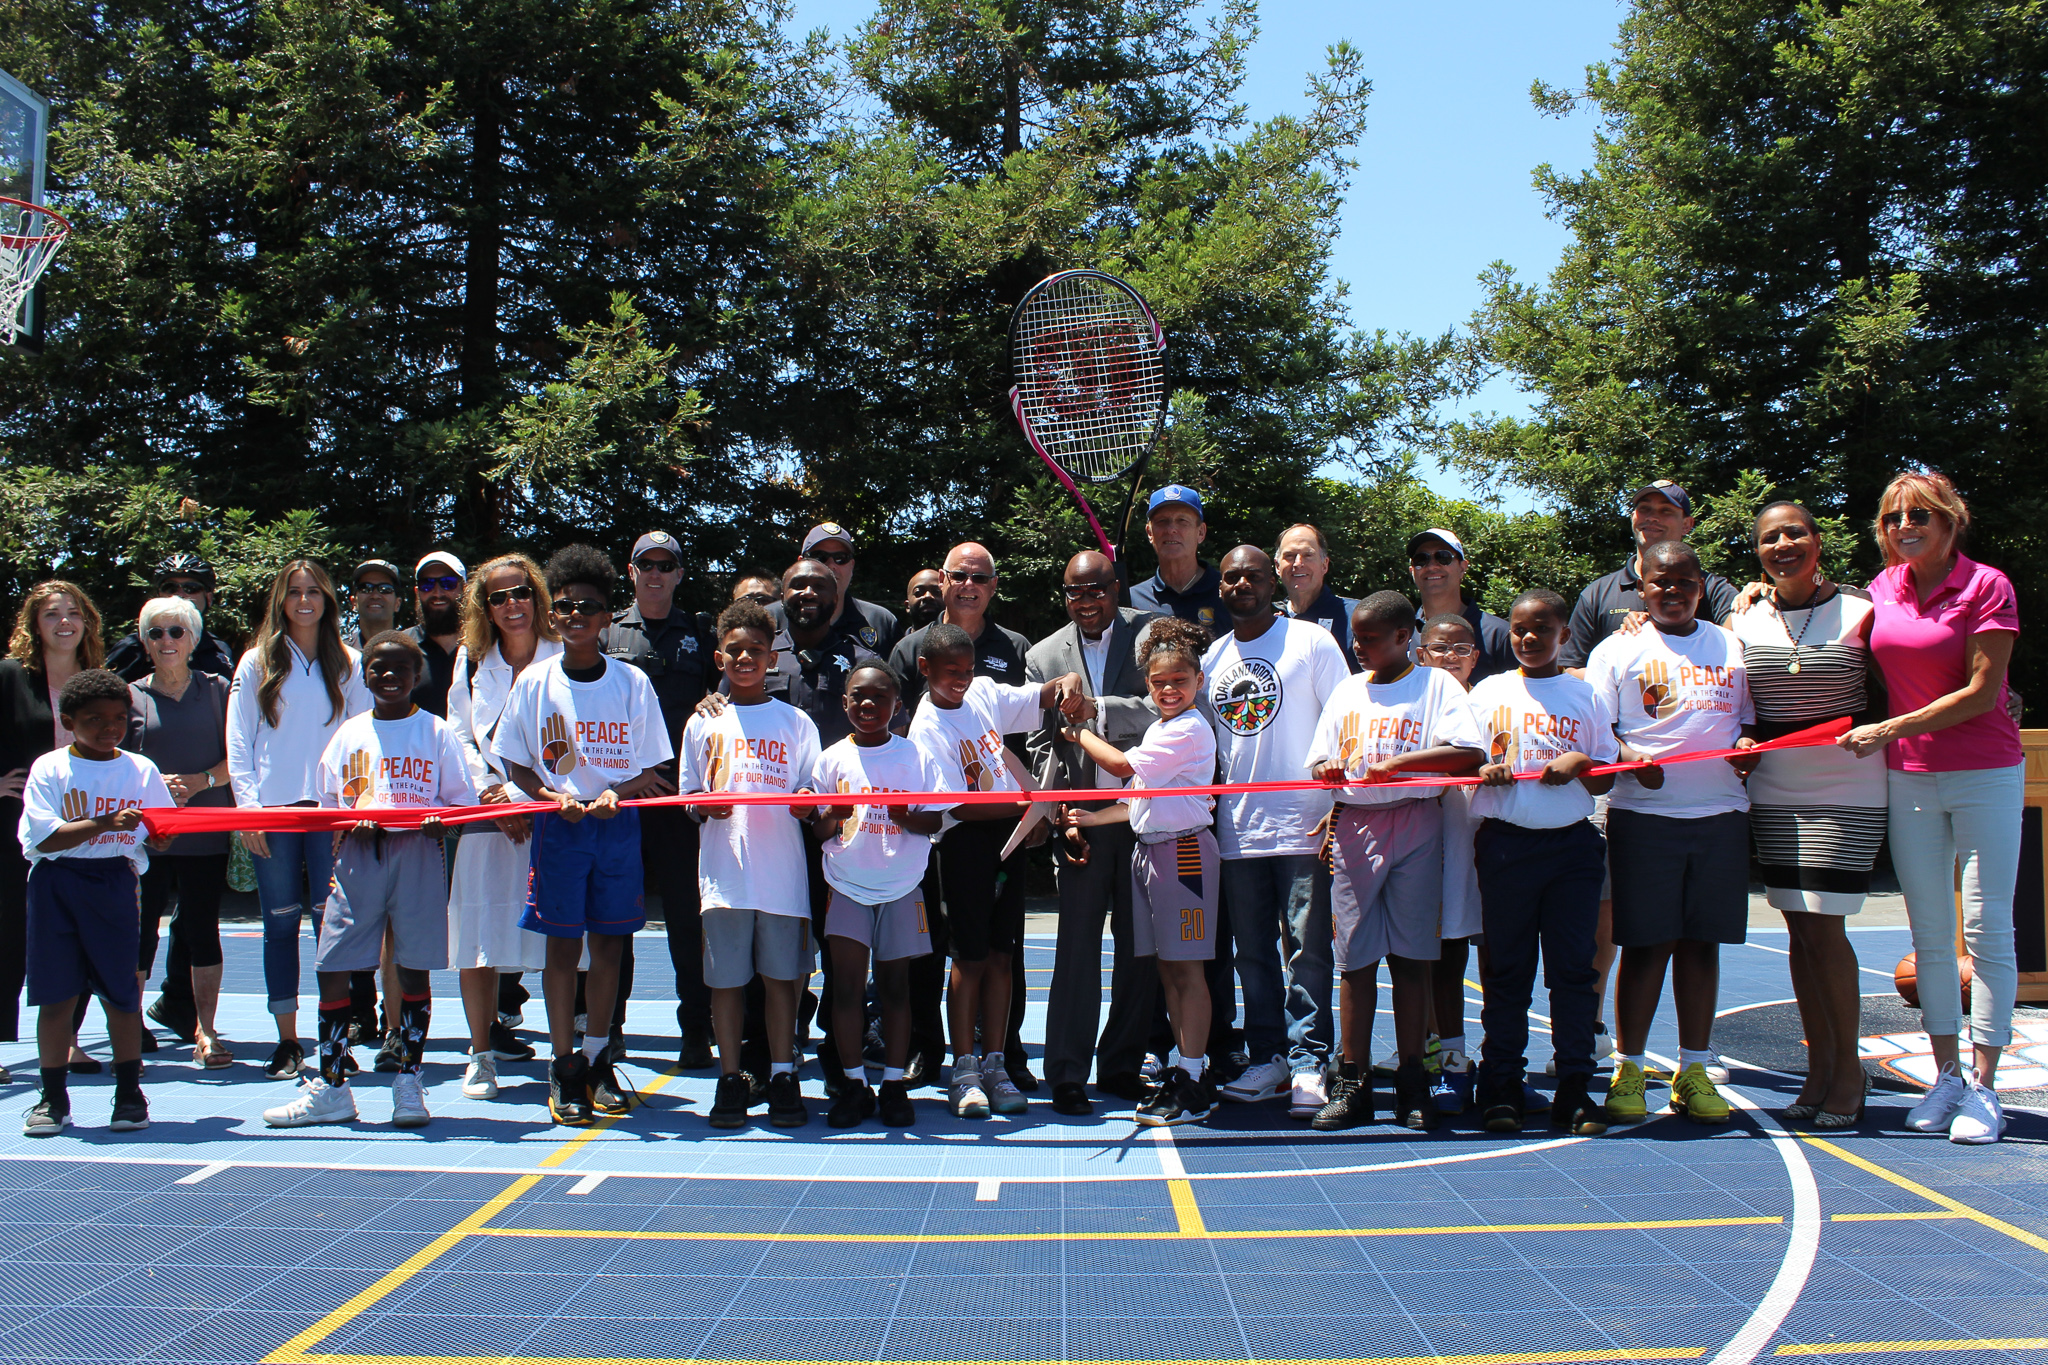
738,592,778,608
634,557,681,574
1421,643,1476,659
417,575,463,593
352,580,397,596
946,570,994,584
552,597,609,617
162,580,207,595
811,550,854,566
144,626,189,641
1410,550,1459,567
487,584,535,607
1880,507,1935,530
1061,583,1114,601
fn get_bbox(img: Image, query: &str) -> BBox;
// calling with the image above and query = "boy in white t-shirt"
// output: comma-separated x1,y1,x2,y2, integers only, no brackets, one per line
906,623,1083,1120
1413,611,1484,1115
1305,593,1485,1132
495,545,673,1127
1469,589,1619,1136
263,633,473,1130
19,670,174,1137
681,600,822,1130
1585,542,1758,1126
811,663,951,1129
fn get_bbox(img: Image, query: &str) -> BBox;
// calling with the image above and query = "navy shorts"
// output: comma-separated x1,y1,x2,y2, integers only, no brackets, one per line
520,807,646,939
26,857,143,1013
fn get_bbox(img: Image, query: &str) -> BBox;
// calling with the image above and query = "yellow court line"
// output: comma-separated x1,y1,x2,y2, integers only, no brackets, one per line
1775,1340,2048,1357
1168,1177,1207,1235
287,1353,1714,1365
1801,1133,2048,1256
1829,1210,1970,1223
465,1214,1783,1246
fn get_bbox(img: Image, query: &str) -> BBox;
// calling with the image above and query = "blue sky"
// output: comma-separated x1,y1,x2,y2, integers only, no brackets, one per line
782,1,1630,511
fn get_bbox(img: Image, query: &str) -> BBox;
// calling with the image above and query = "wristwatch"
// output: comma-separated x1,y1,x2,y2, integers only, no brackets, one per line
204,771,215,788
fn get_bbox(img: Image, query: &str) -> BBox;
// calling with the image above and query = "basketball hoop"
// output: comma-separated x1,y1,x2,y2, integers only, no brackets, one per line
0,195,69,344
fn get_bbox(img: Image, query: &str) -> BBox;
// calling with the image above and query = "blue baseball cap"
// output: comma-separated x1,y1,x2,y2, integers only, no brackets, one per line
1630,479,1692,517
1146,485,1204,520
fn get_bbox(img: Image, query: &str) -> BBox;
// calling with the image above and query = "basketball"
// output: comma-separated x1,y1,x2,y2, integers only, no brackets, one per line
1893,952,1973,1011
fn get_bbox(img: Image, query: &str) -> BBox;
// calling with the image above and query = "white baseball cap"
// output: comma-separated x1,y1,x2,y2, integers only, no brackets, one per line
1406,528,1466,560
414,550,466,579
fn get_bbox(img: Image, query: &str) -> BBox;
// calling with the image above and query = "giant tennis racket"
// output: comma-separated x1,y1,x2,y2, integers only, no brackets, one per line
1008,270,1167,562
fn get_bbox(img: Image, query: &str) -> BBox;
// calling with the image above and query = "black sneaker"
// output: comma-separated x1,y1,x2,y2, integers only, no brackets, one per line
767,1071,809,1128
374,1028,407,1073
903,1045,941,1089
109,1089,150,1132
147,996,197,1044
338,1048,360,1077
549,1053,593,1126
676,1027,713,1070
1210,1048,1252,1088
827,1082,877,1129
820,1061,851,1101
745,1070,769,1104
1394,1061,1436,1131
1005,1052,1039,1093
264,1040,306,1080
139,1027,159,1054
877,1079,916,1127
708,1072,752,1129
1051,1082,1093,1116
1552,1077,1609,1137
348,1008,379,1045
1479,1076,1523,1133
489,1020,535,1062
590,1060,632,1117
1311,1069,1375,1130
23,1096,69,1136
604,1033,628,1067
1136,1067,1214,1127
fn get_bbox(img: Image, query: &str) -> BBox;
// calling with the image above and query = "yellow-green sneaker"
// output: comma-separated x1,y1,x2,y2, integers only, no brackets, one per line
1670,1062,1730,1124
1605,1060,1648,1124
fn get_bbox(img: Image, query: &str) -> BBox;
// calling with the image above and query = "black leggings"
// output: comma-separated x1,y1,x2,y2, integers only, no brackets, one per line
140,854,229,977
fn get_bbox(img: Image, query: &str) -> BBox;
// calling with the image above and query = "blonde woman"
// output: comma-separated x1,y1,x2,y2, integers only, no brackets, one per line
448,554,563,1098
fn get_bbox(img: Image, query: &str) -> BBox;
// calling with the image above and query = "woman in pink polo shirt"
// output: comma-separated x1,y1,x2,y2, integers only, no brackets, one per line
1841,471,2021,1145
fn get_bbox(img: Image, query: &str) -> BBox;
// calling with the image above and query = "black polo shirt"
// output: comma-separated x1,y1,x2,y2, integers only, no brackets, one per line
1413,598,1514,684
403,626,461,717
1561,558,1739,670
1130,564,1224,639
1285,586,1360,673
769,595,901,658
888,618,1033,721
106,626,237,684
748,624,881,747
603,601,716,764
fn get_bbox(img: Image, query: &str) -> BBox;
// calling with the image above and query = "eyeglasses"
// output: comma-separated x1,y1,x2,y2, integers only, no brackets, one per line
1880,507,1935,531
486,584,535,607
417,575,463,593
812,550,854,566
946,570,994,584
1422,643,1477,660
552,597,608,617
162,580,207,596
1061,583,1113,601
634,557,681,574
1410,551,1459,567
352,580,397,596
738,592,777,607
144,626,189,641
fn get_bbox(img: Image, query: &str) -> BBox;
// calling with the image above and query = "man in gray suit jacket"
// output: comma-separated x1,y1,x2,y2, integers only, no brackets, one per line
1027,551,1164,1116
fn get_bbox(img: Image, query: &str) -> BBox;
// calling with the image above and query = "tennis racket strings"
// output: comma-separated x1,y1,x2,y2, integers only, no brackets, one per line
1010,271,1166,484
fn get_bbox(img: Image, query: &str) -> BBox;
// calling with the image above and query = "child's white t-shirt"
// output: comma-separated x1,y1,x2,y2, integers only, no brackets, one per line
907,677,1042,829
1305,665,1486,806
1467,670,1621,828
812,734,953,904
1585,622,1755,817
19,746,174,874
1122,711,1216,838
1200,618,1351,858
317,708,476,811
493,656,672,802
680,698,821,919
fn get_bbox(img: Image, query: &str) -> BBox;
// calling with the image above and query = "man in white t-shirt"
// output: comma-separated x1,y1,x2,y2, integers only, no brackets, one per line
1585,542,1758,1127
1200,546,1351,1115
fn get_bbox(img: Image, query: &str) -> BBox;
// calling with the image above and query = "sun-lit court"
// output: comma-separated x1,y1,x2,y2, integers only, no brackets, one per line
4,925,2044,1365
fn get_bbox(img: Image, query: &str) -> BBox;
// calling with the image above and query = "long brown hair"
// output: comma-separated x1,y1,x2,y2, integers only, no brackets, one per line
7,580,106,675
254,560,349,727
460,553,560,661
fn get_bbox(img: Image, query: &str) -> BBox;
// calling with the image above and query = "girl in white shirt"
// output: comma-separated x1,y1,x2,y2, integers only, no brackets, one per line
225,561,368,1079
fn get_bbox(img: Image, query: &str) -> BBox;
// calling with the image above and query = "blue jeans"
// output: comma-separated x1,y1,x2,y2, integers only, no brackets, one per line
252,830,336,1015
1220,853,1332,1072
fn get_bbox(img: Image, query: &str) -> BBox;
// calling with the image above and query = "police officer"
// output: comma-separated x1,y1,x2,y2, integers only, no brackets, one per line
768,523,901,656
601,529,718,1069
1560,479,1738,669
106,554,237,681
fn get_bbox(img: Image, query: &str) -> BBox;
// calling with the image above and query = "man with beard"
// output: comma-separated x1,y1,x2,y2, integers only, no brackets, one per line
768,523,901,656
407,552,466,717
905,569,945,631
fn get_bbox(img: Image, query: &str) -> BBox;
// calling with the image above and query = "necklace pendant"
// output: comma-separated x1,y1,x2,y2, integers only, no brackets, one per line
1787,656,1802,674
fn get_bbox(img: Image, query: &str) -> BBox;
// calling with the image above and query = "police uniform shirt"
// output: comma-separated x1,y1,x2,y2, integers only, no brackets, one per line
1561,558,1739,670
769,595,902,659
1130,564,1224,640
602,602,715,764
1284,585,1360,673
405,625,460,718
753,623,880,748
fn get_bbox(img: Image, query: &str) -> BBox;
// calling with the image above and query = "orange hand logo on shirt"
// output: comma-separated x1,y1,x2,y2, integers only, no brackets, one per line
540,712,580,776
1488,705,1519,763
1336,711,1364,775
61,788,89,822
837,777,860,845
958,739,991,792
1637,658,1679,720
340,748,375,805
703,732,729,793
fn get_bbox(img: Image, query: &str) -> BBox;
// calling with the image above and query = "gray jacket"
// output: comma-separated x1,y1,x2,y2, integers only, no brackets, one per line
1025,608,1161,799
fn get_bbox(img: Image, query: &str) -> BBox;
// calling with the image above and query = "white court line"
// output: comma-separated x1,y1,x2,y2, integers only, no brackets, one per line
1712,1081,1821,1365
173,1161,229,1185
1739,940,1897,979
567,1173,606,1195
975,1179,1001,1202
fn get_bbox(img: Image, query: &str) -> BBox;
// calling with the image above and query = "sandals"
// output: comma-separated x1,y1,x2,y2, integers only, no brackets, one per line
194,1035,235,1070
1801,1073,1869,1130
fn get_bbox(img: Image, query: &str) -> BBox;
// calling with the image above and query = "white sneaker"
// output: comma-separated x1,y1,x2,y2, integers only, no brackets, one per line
982,1057,1027,1115
499,1009,524,1029
392,1072,431,1128
462,1051,498,1100
1222,1055,1288,1103
1906,1061,1969,1133
948,1057,989,1119
1703,1050,1730,1085
1949,1076,2006,1145
1140,1052,1165,1082
1549,1028,1618,1076
263,1076,358,1127
1289,1070,1327,1119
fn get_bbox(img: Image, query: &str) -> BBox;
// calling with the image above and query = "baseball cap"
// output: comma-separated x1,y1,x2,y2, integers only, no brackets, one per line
414,550,466,580
1405,528,1466,560
352,558,403,585
1146,485,1204,520
631,530,680,562
1630,479,1692,517
802,523,855,555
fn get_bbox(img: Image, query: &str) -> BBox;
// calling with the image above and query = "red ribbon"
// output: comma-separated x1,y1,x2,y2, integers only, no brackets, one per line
138,717,1851,838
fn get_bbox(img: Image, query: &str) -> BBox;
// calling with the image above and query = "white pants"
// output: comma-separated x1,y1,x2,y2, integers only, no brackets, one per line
1888,763,2023,1047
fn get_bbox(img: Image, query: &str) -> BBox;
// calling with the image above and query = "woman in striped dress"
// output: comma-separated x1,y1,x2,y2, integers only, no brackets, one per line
1726,502,1888,1125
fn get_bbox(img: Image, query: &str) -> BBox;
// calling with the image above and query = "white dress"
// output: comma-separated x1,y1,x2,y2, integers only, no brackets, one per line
447,637,564,968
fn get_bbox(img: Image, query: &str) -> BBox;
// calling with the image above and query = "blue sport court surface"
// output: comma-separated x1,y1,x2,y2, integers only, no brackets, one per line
3,919,2046,1365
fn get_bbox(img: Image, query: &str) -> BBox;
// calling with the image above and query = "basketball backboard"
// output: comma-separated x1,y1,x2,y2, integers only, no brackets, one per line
0,68,49,343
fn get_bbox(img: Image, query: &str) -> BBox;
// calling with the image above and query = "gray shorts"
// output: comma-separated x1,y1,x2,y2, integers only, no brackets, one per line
316,833,450,973
1328,800,1444,970
824,889,932,963
701,906,814,988
1607,807,1750,946
1131,830,1217,961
